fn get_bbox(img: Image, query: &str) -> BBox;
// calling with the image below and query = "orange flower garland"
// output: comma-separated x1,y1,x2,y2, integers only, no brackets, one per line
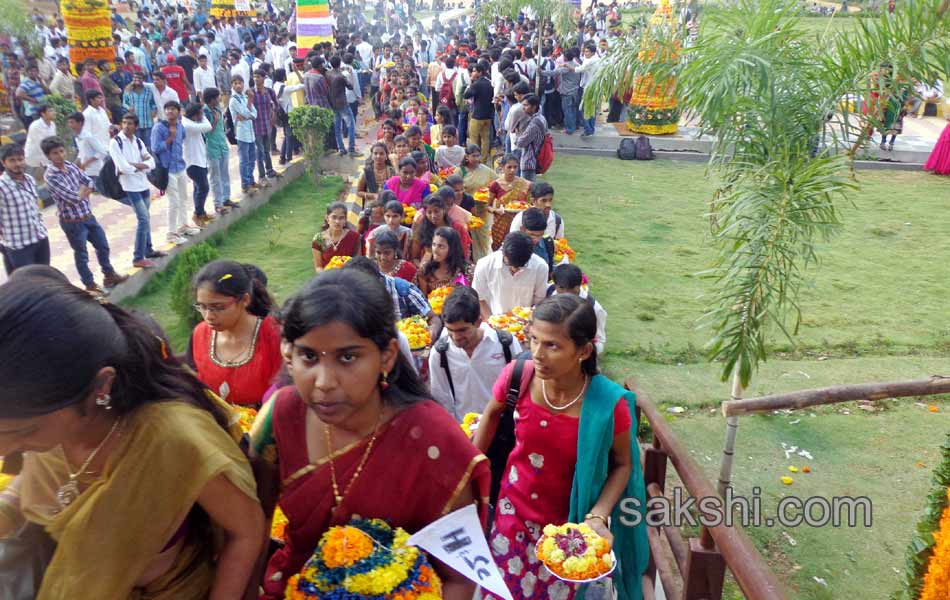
920,489,950,600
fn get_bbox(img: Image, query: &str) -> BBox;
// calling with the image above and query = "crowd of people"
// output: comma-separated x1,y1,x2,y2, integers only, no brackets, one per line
0,0,658,598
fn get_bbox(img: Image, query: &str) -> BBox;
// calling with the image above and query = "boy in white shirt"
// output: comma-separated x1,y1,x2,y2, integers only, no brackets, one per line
550,263,607,355
429,286,522,422
509,180,565,239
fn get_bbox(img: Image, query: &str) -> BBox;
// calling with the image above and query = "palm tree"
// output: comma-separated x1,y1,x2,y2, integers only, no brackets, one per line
584,0,950,494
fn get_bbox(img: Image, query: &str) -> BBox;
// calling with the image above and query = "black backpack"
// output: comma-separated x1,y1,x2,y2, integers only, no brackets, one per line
98,135,147,201
435,328,514,407
617,137,637,160
635,135,655,160
97,156,126,200
224,108,237,145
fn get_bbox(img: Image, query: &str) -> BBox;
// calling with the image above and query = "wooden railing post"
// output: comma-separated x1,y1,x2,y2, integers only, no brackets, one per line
644,444,668,493
683,536,727,600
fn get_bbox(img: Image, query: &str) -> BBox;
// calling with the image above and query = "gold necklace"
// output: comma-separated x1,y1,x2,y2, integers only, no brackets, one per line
57,418,122,510
210,317,262,368
326,229,347,253
325,416,381,510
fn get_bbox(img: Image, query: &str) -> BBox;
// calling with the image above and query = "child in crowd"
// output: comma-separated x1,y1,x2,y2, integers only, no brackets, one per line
358,199,386,246
550,263,607,354
365,195,412,257
435,125,465,170
430,105,452,149
390,134,411,166
509,180,565,239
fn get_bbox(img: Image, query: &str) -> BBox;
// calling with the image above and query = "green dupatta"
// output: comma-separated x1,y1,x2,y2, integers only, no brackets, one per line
568,374,650,600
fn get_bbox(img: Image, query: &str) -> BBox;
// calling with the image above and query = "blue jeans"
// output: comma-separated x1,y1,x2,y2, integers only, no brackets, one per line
237,140,256,188
60,216,115,286
208,154,230,208
561,94,578,134
126,190,153,262
1,237,50,275
457,110,469,146
186,165,209,216
333,106,356,153
254,137,274,179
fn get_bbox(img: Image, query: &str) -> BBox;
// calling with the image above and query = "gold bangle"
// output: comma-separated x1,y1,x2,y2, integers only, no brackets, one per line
584,512,609,528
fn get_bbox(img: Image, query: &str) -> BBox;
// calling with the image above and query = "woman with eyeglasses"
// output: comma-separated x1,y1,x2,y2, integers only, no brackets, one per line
187,260,283,407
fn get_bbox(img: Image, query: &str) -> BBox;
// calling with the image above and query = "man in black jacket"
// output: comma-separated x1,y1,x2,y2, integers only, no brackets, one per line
463,60,494,163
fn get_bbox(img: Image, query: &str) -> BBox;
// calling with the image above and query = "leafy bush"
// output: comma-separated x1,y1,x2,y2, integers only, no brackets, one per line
168,242,220,329
44,94,81,156
288,105,334,183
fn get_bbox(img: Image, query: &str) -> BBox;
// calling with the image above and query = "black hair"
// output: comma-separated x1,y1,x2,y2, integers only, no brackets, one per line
512,81,531,96
281,269,427,407
531,180,555,199
163,100,182,112
322,201,348,231
522,207,547,232
40,135,65,157
397,156,417,171
203,87,220,103
7,264,69,284
193,260,275,318
85,89,103,102
441,125,458,139
373,229,402,257
445,173,464,187
0,277,229,426
405,125,422,137
416,194,452,250
381,119,398,132
442,286,481,325
184,102,203,120
532,293,598,376
0,143,23,161
422,226,466,280
500,153,519,167
553,263,584,289
122,113,140,126
464,143,481,157
502,232,534,268
435,105,452,125
522,93,541,109
378,199,402,217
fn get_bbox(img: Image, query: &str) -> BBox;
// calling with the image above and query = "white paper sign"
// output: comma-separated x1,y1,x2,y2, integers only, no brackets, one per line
407,504,514,600
234,0,251,11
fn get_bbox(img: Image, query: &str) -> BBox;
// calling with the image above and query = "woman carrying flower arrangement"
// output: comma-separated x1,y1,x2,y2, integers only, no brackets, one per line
488,154,532,251
454,145,496,260
384,156,430,209
413,226,475,297
473,294,650,600
312,202,361,272
410,193,472,265
248,269,491,600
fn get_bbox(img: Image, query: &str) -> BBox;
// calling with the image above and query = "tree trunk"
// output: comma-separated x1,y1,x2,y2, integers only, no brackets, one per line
716,372,743,497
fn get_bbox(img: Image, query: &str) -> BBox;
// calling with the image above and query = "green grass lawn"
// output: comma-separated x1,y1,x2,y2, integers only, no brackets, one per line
540,155,950,600
122,176,345,351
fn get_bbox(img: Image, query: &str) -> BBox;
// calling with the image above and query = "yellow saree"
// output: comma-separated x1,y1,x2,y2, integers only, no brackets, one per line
456,163,497,260
19,401,258,600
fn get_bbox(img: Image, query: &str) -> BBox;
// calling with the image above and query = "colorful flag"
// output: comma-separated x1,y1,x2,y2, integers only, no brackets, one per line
296,0,333,56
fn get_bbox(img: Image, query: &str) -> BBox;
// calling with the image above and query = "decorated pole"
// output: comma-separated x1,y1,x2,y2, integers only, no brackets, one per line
295,0,334,58
61,0,115,68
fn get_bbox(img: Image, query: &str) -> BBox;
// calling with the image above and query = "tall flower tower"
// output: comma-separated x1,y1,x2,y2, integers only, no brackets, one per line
627,0,682,135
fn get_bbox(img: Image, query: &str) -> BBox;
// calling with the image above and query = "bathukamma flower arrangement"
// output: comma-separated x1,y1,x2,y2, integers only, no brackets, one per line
536,522,615,582
285,517,442,599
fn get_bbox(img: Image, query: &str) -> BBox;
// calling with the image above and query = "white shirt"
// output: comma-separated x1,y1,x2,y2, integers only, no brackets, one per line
82,105,112,146
108,132,155,192
193,65,216,95
75,128,110,176
355,41,374,68
145,83,179,114
230,61,251,87
509,209,565,239
428,323,523,421
24,118,57,168
472,250,549,316
181,116,213,168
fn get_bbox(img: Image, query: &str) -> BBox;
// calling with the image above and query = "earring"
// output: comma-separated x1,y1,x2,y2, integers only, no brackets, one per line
379,371,390,391
95,394,113,410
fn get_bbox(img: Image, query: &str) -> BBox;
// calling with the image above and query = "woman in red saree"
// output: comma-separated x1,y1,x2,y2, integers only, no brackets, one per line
249,269,490,600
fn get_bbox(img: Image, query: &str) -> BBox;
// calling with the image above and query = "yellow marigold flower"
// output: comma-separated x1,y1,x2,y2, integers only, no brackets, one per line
325,255,351,270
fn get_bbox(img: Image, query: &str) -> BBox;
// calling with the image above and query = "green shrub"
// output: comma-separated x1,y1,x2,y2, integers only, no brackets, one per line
288,105,334,183
168,242,220,329
44,94,81,157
